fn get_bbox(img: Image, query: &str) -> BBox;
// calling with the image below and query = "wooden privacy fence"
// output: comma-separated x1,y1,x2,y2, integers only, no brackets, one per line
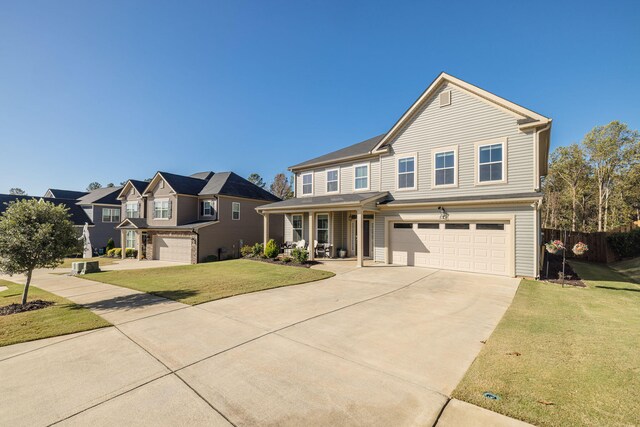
542,229,617,263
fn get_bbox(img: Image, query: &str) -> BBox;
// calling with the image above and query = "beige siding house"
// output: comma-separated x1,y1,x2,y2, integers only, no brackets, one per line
258,72,551,278
117,172,282,263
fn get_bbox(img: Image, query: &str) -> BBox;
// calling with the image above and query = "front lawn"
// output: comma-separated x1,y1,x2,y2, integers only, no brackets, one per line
59,256,119,268
610,256,640,283
81,259,335,305
453,261,640,426
0,280,110,347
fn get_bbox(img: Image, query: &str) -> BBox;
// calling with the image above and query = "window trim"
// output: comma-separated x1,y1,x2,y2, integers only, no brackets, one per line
102,207,121,223
153,198,170,220
232,202,241,220
201,199,216,218
353,162,370,192
326,168,340,194
431,145,459,189
291,214,304,241
315,213,330,244
396,153,418,191
475,138,508,186
125,230,136,249
125,201,139,219
301,173,313,196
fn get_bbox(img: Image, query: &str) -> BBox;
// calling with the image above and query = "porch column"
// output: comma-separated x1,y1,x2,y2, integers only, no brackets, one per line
308,212,314,261
120,230,126,260
356,209,364,267
136,232,143,260
263,213,270,249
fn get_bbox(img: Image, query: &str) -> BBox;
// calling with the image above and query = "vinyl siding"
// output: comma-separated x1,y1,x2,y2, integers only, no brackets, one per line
295,158,381,197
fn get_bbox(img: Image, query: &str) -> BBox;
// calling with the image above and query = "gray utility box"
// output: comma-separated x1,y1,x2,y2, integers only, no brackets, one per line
71,261,101,275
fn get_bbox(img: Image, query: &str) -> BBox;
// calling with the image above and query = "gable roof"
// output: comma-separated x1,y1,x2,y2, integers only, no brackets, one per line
190,171,215,180
289,134,386,171
0,194,93,226
77,186,123,205
199,172,281,202
144,171,209,196
44,189,89,200
117,179,149,199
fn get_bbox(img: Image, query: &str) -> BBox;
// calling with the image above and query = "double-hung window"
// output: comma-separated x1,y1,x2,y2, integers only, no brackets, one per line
302,173,313,195
397,156,416,190
154,200,170,219
201,200,215,217
316,214,329,244
292,214,303,241
354,164,369,190
478,142,505,183
232,202,240,220
126,230,136,249
126,202,139,218
434,151,456,186
102,208,120,223
326,169,339,193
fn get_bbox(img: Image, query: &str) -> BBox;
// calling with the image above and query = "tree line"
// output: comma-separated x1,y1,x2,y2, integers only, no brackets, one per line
543,121,640,232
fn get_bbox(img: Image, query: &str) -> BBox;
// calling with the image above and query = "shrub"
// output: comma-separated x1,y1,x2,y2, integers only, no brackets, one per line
264,239,279,259
240,245,253,257
607,229,640,258
251,243,264,257
203,254,218,263
125,248,137,258
106,238,115,252
114,248,122,257
291,247,308,264
282,256,292,263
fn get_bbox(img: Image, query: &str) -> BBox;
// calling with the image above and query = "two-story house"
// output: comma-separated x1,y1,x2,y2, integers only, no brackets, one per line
44,186,123,252
258,73,551,278
117,171,282,263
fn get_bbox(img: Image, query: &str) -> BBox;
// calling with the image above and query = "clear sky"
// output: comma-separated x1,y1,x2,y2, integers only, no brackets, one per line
1,0,639,195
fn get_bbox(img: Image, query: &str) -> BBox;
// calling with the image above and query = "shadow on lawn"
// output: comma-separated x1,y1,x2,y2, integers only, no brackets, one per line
70,290,198,311
570,261,640,291
595,286,640,293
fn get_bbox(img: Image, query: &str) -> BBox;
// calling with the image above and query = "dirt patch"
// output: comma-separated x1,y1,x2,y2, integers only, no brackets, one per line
541,253,586,287
0,300,55,316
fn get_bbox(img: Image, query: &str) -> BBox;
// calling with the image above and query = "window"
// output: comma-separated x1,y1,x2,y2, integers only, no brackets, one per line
126,202,139,219
130,187,135,195
159,180,164,189
445,223,470,230
326,169,339,193
397,156,416,190
102,208,120,223
126,230,136,249
201,200,215,217
232,202,240,220
316,214,329,244
154,200,170,219
479,143,504,182
476,223,505,230
393,223,413,229
418,223,439,229
434,151,455,186
302,173,313,195
292,214,303,241
354,164,369,190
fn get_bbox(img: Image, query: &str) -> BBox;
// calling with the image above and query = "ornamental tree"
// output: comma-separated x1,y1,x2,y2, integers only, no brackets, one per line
0,199,77,305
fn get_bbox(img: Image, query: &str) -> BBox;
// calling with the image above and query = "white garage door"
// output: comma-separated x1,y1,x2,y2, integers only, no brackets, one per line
153,236,192,263
390,222,510,276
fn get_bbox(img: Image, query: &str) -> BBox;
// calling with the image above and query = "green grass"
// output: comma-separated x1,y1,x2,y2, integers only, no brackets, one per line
0,279,110,347
59,256,119,268
80,259,335,305
453,261,640,427
610,257,640,284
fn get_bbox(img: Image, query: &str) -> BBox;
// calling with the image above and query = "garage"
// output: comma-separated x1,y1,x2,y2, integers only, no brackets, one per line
153,235,192,263
390,222,510,276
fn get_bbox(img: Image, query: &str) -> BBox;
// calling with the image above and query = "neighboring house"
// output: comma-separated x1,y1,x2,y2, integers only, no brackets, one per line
0,194,93,227
257,72,551,278
116,171,282,263
46,186,123,251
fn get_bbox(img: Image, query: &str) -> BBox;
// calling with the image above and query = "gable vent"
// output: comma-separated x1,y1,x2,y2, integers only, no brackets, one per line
439,90,451,107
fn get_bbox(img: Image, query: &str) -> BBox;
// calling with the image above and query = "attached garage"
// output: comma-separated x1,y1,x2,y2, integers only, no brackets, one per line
389,221,512,276
153,235,192,263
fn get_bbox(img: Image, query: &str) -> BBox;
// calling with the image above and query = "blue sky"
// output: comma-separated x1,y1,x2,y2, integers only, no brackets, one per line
1,0,639,195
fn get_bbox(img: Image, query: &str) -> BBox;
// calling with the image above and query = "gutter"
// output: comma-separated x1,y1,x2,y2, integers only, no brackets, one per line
288,147,390,173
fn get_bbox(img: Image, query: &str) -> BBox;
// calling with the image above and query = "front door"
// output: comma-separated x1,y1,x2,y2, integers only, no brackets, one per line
352,219,371,258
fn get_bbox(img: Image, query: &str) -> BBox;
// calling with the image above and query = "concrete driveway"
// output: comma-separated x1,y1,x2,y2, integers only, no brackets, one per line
0,262,521,426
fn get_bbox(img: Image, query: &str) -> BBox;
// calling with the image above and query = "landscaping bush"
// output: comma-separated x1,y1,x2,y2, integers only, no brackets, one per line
251,243,264,257
291,247,308,264
125,248,137,258
240,245,253,257
264,239,279,259
203,254,218,263
106,238,115,252
107,248,122,258
607,229,640,258
282,256,292,263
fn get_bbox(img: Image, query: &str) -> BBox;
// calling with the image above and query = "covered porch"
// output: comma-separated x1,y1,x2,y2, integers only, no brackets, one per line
257,192,388,267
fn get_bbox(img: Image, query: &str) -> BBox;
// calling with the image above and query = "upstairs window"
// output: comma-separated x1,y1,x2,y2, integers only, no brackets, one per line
126,202,139,219
479,143,504,182
102,208,120,223
201,200,216,217
326,169,339,193
354,164,369,190
397,156,416,190
154,200,171,219
232,202,240,220
435,151,455,186
302,173,313,195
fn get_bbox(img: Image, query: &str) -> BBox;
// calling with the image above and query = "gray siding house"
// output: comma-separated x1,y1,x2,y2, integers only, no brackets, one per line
117,171,282,263
258,73,551,278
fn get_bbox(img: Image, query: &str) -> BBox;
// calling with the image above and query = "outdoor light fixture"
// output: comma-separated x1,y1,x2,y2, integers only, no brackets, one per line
437,206,449,220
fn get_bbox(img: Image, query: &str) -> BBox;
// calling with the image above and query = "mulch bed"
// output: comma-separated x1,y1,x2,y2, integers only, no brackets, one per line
540,253,586,287
245,256,320,269
0,300,55,316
